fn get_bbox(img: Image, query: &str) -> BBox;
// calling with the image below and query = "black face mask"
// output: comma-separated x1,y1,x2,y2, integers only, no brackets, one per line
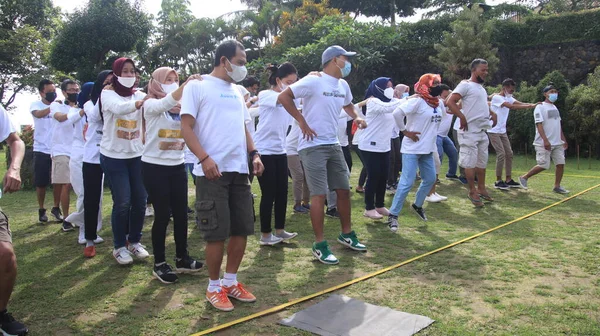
429,85,443,97
476,76,485,84
44,92,57,102
67,93,79,103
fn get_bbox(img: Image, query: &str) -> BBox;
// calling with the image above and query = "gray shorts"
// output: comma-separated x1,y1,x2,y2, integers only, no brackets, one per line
299,144,350,197
0,211,11,244
195,172,255,242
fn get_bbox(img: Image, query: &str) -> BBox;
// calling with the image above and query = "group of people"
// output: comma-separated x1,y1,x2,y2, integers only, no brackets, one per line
0,40,571,333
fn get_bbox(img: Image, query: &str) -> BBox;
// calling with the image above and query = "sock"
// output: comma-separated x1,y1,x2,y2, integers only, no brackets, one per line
208,279,221,292
155,262,166,267
86,240,95,247
222,273,238,287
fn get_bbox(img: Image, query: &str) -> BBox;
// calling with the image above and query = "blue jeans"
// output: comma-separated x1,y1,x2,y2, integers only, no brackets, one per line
389,153,436,216
100,155,147,249
185,163,196,185
437,136,458,176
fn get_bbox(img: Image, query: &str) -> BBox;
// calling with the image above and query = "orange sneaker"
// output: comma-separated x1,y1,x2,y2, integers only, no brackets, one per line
84,246,96,258
223,282,256,303
206,289,234,312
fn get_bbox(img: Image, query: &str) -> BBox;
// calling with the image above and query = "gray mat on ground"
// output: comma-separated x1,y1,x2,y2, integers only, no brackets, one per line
279,294,434,336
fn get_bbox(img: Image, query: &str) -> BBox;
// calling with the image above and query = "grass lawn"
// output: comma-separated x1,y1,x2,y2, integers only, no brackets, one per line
1,149,599,336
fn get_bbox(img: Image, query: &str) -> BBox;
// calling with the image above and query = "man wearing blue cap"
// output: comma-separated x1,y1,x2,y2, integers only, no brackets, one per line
278,45,368,265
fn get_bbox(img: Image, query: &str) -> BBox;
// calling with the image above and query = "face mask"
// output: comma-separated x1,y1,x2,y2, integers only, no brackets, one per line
336,59,352,78
402,92,409,99
476,76,485,84
279,83,288,91
67,93,79,103
383,87,394,100
117,76,136,88
505,93,513,99
161,82,179,94
44,92,57,102
429,85,443,97
548,93,558,103
226,59,248,83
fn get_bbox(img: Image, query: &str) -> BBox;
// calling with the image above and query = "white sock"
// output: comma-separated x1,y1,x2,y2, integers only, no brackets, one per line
86,240,95,247
222,272,238,287
208,279,221,292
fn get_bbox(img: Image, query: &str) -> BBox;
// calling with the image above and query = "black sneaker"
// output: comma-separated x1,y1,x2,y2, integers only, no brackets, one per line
325,208,340,218
436,178,441,184
174,255,203,274
446,174,460,181
153,263,179,284
505,179,521,188
458,176,468,185
38,208,48,223
51,207,63,222
62,221,75,232
411,204,427,221
0,310,28,336
187,207,195,215
494,180,510,190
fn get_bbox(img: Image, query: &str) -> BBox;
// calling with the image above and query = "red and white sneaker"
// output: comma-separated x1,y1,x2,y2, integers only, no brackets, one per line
206,288,234,312
223,282,257,303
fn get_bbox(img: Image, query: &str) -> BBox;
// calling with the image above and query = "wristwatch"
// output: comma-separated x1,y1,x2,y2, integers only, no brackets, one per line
249,150,260,158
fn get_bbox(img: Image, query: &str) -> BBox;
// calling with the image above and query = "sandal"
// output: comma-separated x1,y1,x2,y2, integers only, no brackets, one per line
468,194,485,207
479,194,494,202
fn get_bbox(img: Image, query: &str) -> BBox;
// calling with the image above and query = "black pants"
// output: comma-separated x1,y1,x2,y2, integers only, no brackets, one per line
361,150,390,210
83,163,103,241
352,145,368,187
257,154,288,233
342,145,353,172
388,137,402,186
142,162,188,264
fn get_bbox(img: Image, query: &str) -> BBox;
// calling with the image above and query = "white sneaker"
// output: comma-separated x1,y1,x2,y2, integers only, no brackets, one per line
113,247,133,265
128,243,150,259
425,194,443,203
78,236,105,245
363,209,383,220
434,193,448,201
259,234,284,246
145,207,154,217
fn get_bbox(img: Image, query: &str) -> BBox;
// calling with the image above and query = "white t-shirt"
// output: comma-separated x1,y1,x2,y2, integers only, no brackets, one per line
184,146,197,164
69,107,86,159
50,102,76,157
142,93,185,166
83,101,103,164
437,100,453,137
100,90,146,159
0,105,16,143
359,98,403,153
453,80,491,133
351,106,366,146
290,73,353,151
489,94,515,134
253,90,291,155
286,120,301,156
337,110,353,147
180,75,251,177
29,100,54,154
394,98,442,155
533,102,563,146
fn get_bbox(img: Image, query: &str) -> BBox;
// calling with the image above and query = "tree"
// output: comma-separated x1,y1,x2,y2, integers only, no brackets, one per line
327,0,427,24
518,0,600,14
49,0,152,82
566,66,600,158
0,0,60,109
429,7,499,86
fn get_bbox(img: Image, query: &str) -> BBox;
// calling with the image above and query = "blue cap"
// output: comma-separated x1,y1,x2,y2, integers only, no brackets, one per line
321,45,357,66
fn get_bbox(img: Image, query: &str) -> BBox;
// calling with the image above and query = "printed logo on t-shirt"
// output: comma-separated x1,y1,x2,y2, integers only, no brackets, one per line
220,93,239,99
116,119,137,129
322,89,346,99
117,130,140,140
547,109,560,119
158,129,183,138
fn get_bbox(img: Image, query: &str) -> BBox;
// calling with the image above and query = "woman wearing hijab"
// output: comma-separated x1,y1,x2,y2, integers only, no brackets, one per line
100,57,149,265
81,70,112,258
254,63,299,246
359,77,403,220
387,74,443,232
387,84,410,192
141,67,203,283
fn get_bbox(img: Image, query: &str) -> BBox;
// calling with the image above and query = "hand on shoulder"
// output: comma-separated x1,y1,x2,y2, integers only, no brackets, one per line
104,84,114,91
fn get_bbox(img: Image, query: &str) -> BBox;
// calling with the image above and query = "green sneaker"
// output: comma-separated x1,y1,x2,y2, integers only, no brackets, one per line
337,231,367,251
312,241,339,265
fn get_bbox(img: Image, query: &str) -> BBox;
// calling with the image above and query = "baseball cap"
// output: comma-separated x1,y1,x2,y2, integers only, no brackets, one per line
321,45,357,66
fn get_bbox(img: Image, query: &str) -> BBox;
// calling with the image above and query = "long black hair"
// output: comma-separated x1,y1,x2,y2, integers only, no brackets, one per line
267,62,297,87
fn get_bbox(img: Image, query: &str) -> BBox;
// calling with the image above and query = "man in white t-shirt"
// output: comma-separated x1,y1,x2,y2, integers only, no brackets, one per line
181,40,264,312
0,106,28,336
278,45,368,265
30,79,62,223
447,59,498,207
49,79,81,232
488,78,537,190
519,84,569,194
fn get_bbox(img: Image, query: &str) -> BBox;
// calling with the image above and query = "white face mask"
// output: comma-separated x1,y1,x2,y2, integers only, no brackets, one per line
384,87,394,100
402,92,409,99
161,82,179,94
117,76,136,88
226,59,248,83
278,81,288,92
